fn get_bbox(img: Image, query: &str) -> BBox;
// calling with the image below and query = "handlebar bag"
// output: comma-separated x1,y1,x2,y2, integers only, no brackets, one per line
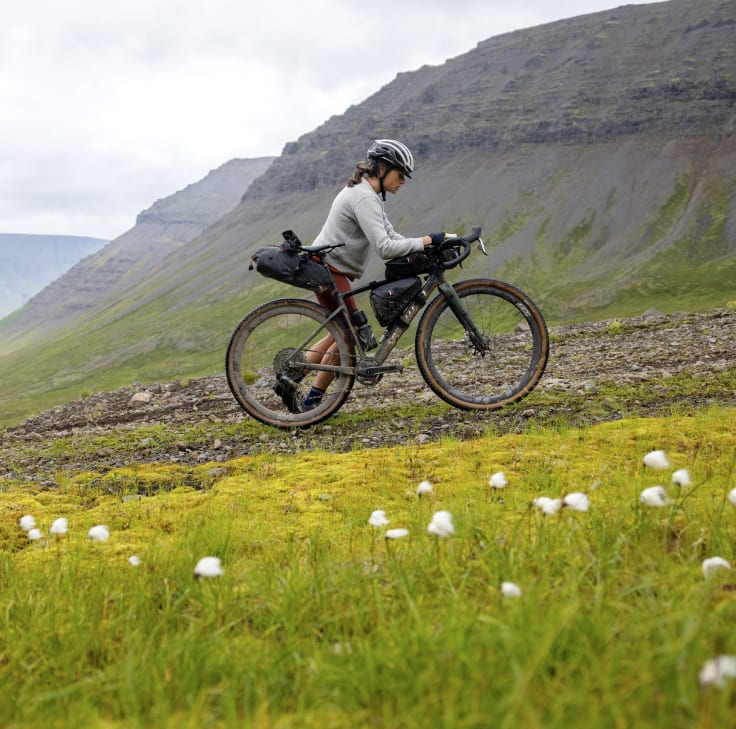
384,251,433,280
251,245,332,292
370,276,423,326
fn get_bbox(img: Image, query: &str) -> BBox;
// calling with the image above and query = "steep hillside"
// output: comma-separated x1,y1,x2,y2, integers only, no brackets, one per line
0,235,107,318
0,157,274,347
0,0,734,425
77,0,734,323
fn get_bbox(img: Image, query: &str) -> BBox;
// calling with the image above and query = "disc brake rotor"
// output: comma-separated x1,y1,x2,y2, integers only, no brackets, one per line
463,331,491,356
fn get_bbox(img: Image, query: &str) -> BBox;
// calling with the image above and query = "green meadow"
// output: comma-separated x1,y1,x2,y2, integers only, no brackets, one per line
2,406,736,728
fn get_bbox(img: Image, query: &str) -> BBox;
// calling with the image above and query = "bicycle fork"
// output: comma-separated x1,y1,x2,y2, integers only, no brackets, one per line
437,281,491,354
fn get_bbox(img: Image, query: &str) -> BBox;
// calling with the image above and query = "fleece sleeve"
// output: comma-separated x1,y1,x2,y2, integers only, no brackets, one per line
352,195,425,260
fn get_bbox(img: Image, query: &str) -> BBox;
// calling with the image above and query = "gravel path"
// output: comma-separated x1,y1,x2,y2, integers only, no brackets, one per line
2,309,735,477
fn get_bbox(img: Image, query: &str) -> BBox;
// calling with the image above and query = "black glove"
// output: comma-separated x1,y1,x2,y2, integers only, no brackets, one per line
428,232,446,246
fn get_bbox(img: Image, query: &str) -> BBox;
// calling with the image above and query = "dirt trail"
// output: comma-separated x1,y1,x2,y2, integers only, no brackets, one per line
2,309,735,477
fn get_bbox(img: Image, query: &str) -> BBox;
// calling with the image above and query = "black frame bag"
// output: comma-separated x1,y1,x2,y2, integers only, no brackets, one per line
370,276,423,326
250,231,332,292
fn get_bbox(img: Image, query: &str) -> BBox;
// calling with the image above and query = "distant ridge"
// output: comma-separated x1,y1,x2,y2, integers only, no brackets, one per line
0,156,275,339
0,234,107,318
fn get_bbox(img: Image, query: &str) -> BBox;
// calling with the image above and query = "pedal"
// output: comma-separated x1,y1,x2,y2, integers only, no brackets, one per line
355,363,404,378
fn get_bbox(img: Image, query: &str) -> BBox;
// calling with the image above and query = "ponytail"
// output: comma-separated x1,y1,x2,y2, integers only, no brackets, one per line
346,160,376,187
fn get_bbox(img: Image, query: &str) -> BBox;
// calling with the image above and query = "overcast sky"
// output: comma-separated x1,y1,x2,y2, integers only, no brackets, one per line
1,0,659,240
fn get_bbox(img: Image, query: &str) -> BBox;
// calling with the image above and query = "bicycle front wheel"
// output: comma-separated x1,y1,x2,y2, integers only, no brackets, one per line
226,298,355,428
415,279,549,410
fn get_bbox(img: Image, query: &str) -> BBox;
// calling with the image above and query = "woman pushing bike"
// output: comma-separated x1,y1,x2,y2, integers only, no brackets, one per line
280,139,446,412
227,140,549,429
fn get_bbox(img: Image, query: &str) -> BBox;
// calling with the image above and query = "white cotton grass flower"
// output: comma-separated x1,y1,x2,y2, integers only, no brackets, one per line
88,525,110,542
671,469,691,487
643,449,670,470
640,485,670,507
501,581,522,598
49,518,68,535
27,528,43,541
563,492,590,512
417,480,433,496
194,556,224,578
488,472,508,489
368,510,390,527
532,497,562,515
128,555,141,567
702,556,731,579
699,655,736,688
728,488,736,508
19,515,36,532
385,528,409,539
332,641,353,656
427,510,455,537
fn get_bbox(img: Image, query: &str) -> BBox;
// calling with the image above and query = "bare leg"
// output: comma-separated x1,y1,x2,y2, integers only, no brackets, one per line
308,334,338,391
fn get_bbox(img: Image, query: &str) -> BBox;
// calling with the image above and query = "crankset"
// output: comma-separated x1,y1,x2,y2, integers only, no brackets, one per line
355,358,403,386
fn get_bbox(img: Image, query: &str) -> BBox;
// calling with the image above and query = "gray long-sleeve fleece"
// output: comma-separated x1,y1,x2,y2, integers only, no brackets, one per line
312,178,425,278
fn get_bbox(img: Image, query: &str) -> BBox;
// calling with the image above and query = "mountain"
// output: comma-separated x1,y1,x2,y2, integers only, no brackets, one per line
0,0,734,426
0,157,275,342
0,235,107,318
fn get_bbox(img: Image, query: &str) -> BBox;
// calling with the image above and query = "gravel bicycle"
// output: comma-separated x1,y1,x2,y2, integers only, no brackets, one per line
226,227,549,428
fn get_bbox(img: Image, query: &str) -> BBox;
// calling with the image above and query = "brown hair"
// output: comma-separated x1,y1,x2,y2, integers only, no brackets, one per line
347,160,377,187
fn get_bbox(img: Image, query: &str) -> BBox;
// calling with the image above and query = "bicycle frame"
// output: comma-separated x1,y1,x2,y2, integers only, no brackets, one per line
300,262,484,380
227,226,549,428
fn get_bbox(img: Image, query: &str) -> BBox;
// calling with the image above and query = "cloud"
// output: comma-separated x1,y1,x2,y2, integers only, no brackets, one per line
0,0,652,238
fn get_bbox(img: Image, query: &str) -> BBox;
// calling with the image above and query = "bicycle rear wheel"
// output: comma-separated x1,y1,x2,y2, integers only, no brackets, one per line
226,298,355,428
415,279,548,410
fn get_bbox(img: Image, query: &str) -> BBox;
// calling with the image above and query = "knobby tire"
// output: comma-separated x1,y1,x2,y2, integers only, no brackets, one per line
225,298,355,428
415,278,549,410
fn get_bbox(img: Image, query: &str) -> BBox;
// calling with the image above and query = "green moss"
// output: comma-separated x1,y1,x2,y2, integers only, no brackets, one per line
488,210,532,246
640,171,691,243
604,319,625,335
536,217,550,245
1,410,736,727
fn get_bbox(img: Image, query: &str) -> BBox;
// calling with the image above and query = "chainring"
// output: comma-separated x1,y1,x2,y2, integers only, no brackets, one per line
354,356,384,386
355,372,384,386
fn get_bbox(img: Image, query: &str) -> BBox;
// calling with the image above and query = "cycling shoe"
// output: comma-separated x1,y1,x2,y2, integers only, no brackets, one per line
273,377,302,413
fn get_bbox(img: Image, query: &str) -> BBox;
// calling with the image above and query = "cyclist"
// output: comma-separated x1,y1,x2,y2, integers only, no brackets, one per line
275,138,445,412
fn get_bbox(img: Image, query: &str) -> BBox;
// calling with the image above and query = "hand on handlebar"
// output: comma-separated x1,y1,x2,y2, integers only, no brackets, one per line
424,232,460,247
422,228,484,265
427,232,446,246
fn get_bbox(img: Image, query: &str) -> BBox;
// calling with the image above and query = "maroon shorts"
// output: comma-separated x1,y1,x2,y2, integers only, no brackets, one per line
315,265,357,315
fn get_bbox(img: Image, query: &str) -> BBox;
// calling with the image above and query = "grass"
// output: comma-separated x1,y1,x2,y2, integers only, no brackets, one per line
2,407,736,728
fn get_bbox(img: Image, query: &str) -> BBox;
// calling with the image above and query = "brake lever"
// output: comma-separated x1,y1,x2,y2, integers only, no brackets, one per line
477,236,488,256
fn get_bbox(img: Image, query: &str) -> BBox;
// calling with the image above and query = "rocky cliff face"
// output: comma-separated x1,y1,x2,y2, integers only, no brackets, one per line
246,0,736,197
0,157,274,342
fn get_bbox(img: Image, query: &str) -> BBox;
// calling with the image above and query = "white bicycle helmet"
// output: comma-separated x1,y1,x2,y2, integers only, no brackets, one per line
367,139,414,178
